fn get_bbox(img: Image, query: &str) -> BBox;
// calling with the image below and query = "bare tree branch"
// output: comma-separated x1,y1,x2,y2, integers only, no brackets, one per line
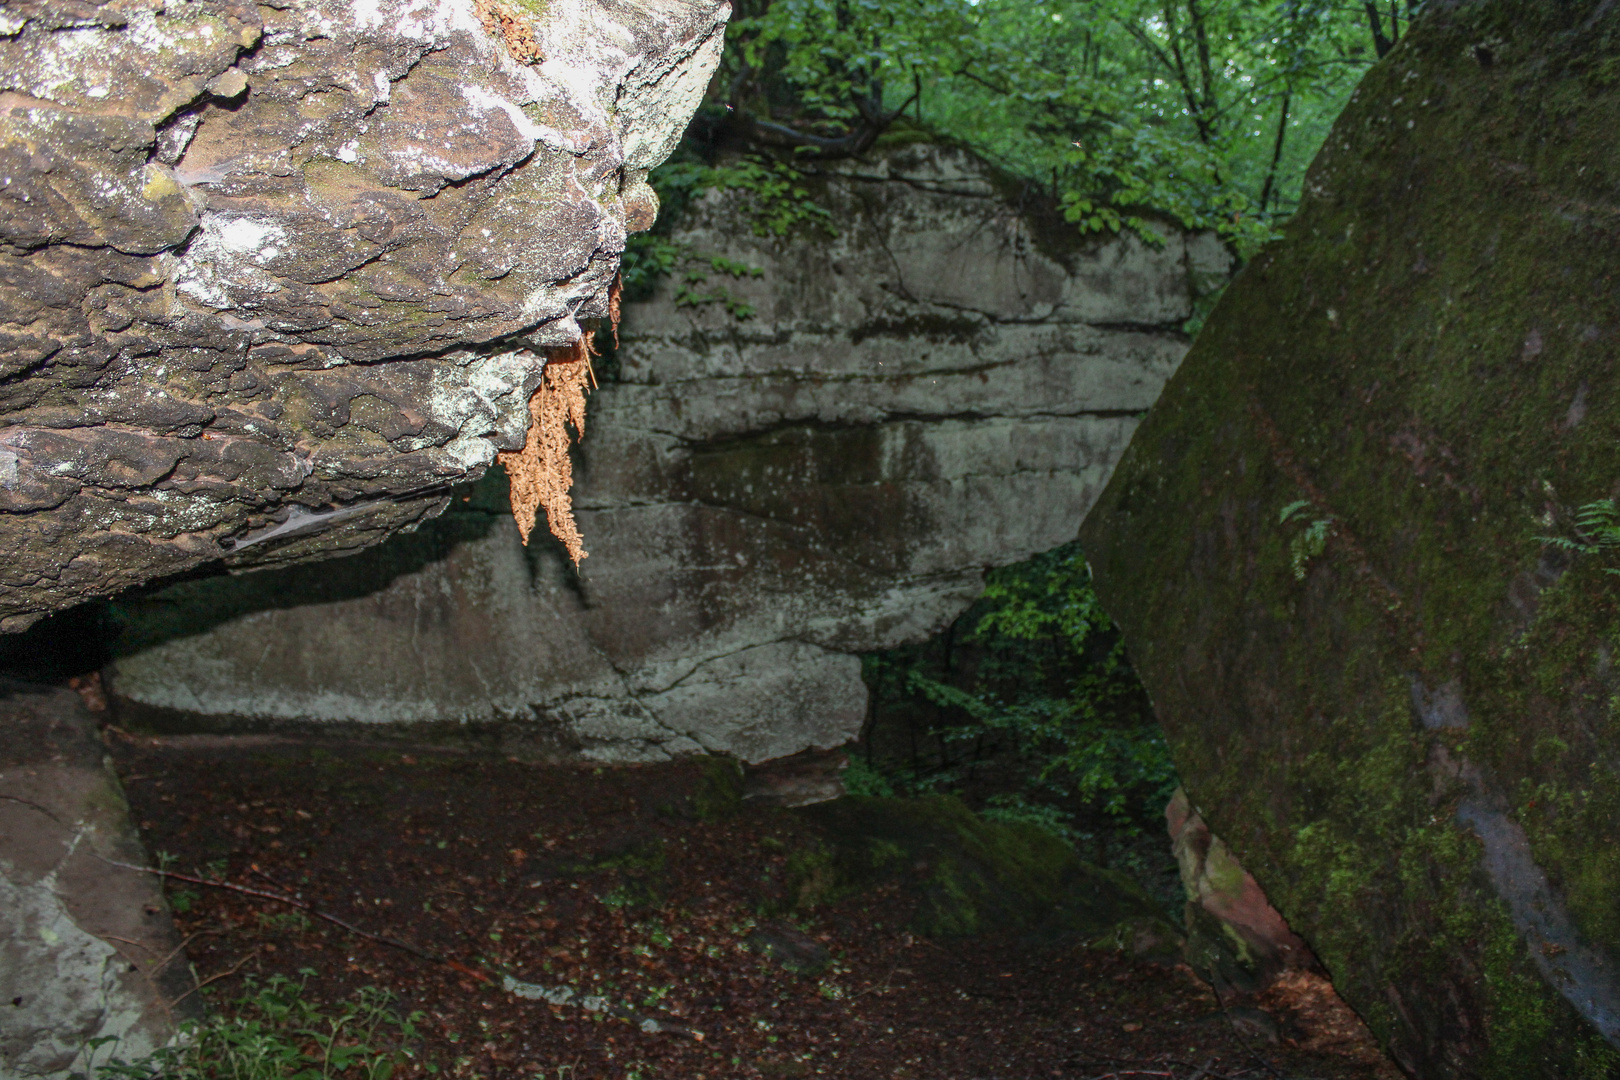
731,84,920,159
1364,1,1396,57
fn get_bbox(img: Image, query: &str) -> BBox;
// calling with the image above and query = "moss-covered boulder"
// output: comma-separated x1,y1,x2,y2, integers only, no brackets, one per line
793,795,1174,945
1078,4,1620,1077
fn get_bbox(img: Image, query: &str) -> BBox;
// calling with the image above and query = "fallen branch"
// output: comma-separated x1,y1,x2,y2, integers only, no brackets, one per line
99,856,454,970
170,948,260,1008
101,856,702,1038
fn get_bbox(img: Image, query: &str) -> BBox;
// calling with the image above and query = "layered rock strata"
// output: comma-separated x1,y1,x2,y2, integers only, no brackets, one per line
0,0,729,633
105,145,1230,762
1080,3,1620,1075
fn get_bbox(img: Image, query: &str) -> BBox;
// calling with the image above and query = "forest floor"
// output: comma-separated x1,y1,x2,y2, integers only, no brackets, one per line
110,733,1402,1080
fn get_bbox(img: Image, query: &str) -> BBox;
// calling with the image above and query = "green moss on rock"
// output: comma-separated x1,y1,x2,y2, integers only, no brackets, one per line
1078,3,1620,1076
791,795,1174,942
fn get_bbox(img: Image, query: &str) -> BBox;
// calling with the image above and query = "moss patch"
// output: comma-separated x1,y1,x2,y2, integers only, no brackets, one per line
1078,2,1620,1075
791,795,1173,943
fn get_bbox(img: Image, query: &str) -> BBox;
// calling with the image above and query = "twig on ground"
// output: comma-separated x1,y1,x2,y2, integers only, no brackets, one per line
98,856,453,969
102,856,703,1039
169,949,259,1008
100,934,158,955
156,928,223,973
851,964,901,1000
0,793,68,825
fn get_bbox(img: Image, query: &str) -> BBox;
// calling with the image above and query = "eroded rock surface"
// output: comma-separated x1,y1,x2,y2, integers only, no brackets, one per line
104,145,1228,762
1080,3,1620,1075
0,682,194,1078
1167,787,1316,995
0,0,729,633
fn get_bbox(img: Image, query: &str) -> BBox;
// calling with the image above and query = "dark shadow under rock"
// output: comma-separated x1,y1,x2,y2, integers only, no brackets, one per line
792,794,1180,947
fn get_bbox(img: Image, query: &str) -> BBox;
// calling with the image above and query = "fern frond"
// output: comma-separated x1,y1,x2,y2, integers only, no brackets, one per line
1279,499,1311,524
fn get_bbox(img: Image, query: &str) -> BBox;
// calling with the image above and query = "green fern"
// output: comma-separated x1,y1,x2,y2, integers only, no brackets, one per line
1279,499,1336,581
1539,499,1620,574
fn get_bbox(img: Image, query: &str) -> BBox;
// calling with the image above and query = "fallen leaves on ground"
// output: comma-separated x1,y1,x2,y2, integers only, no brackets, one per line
112,735,1401,1080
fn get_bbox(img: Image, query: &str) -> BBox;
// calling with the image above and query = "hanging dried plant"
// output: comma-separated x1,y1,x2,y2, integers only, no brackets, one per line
498,341,593,563
474,0,543,64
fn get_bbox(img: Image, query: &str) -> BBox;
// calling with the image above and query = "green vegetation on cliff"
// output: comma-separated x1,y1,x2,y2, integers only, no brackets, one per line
696,0,1397,250
622,1,1401,308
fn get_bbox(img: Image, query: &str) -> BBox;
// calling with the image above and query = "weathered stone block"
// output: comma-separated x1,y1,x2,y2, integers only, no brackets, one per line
1167,787,1316,995
0,0,730,632
1080,3,1620,1075
0,682,193,1079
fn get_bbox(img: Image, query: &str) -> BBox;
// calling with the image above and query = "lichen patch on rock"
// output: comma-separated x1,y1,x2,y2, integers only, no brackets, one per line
0,0,729,632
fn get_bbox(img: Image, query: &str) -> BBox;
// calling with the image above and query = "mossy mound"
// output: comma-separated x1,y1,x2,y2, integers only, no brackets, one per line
1079,3,1620,1077
792,795,1175,945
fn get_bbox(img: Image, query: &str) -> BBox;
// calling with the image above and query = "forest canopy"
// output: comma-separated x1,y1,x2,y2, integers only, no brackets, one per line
669,0,1414,256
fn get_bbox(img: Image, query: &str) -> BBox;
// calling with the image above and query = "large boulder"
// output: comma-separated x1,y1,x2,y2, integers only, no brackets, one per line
1079,3,1620,1076
1167,787,1316,995
0,0,729,633
0,682,194,1078
101,145,1229,762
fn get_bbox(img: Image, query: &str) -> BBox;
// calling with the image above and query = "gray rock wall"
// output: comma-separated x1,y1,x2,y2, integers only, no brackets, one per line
106,145,1229,763
0,0,729,633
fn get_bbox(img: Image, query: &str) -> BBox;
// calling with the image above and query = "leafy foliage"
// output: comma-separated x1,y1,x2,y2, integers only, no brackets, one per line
710,0,1400,256
85,974,424,1080
618,154,833,317
858,543,1177,864
1279,498,1337,580
1539,499,1620,574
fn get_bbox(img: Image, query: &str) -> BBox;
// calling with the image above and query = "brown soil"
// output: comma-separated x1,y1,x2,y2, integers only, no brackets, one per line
111,734,1402,1080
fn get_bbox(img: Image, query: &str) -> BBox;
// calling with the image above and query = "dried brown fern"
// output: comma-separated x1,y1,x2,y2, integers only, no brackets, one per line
498,342,591,563
474,0,543,64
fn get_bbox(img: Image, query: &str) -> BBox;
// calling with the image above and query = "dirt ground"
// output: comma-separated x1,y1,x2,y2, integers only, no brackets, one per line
110,734,1402,1080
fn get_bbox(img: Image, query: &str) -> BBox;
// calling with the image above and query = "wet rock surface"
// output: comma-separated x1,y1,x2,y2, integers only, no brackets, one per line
1080,3,1620,1075
0,0,729,633
0,682,192,1078
102,144,1229,762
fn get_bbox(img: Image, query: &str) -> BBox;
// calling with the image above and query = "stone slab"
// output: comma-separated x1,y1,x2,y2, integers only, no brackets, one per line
0,681,193,1079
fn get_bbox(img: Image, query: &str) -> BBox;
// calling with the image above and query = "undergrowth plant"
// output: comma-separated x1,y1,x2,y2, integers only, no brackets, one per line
83,973,425,1080
857,542,1178,873
1540,499,1620,573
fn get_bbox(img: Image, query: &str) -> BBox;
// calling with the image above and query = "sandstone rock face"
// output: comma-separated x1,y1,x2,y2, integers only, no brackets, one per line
0,0,730,633
0,682,194,1078
1080,4,1620,1076
1166,787,1315,995
104,145,1228,763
